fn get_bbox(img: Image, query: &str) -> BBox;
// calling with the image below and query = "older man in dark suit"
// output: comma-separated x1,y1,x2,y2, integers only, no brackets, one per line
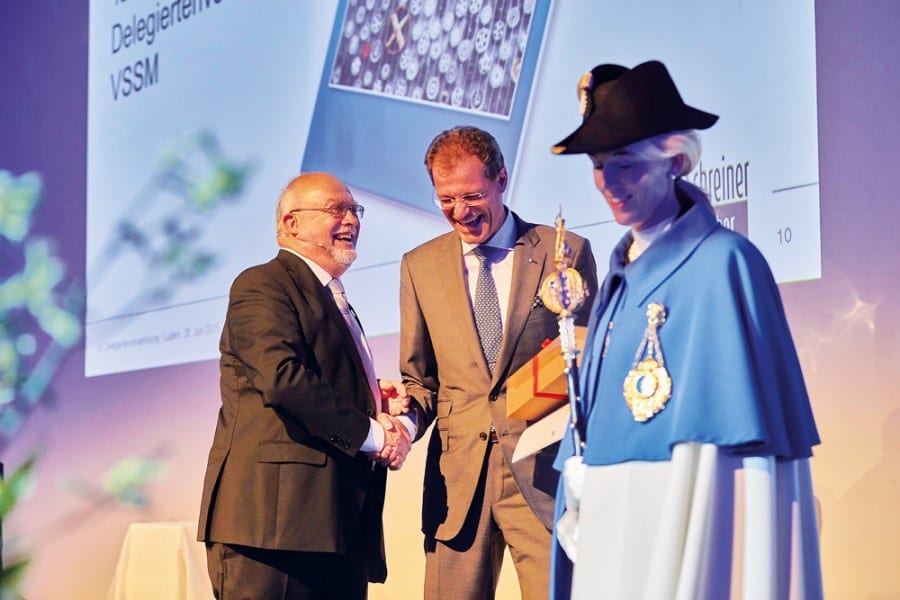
400,126,599,599
198,172,412,599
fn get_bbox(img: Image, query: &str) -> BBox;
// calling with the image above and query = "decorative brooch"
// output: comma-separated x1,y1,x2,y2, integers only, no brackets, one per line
623,303,672,422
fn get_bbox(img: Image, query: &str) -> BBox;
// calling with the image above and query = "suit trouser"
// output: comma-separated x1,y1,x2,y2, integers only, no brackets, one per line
206,542,368,600
424,439,552,600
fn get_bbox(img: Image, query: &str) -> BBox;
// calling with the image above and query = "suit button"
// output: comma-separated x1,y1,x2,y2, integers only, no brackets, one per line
367,409,375,417
489,393,498,402
479,432,488,441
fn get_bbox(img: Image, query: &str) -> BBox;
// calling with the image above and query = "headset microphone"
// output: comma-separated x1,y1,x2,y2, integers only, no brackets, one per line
297,238,329,249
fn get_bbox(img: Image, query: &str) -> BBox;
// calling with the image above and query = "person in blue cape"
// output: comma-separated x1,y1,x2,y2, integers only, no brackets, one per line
547,60,823,599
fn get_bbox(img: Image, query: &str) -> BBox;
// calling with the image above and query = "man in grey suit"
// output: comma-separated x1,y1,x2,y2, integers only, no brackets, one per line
400,126,598,599
198,172,412,599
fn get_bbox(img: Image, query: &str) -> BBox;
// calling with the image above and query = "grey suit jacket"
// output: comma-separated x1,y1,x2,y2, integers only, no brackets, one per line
198,250,388,582
400,212,598,541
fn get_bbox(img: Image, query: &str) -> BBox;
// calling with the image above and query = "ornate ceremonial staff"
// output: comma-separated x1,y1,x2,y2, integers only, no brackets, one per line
539,211,589,456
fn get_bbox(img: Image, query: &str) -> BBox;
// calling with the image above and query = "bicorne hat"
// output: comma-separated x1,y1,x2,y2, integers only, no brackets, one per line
551,60,718,155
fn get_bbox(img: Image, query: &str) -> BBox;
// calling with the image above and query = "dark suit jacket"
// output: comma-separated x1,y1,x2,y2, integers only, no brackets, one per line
198,250,387,583
399,212,598,541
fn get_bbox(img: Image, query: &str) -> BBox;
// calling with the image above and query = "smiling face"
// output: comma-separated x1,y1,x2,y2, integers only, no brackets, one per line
277,172,360,277
432,153,508,244
589,145,682,232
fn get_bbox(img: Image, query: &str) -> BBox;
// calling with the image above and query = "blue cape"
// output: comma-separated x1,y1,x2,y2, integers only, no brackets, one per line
555,200,819,469
550,194,820,600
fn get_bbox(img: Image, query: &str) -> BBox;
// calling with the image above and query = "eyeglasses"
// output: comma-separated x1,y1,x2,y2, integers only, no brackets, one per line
433,191,488,209
290,204,365,220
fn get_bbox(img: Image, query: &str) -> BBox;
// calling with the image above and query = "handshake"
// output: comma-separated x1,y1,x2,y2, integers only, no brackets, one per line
370,379,413,471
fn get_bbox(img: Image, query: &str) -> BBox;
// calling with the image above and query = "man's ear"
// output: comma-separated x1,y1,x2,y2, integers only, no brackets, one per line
281,211,298,236
496,166,509,193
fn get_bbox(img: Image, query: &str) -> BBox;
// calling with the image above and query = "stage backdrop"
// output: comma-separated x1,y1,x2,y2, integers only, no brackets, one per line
1,1,898,598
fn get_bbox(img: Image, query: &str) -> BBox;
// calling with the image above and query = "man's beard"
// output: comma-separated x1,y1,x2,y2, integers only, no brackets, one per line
331,247,357,267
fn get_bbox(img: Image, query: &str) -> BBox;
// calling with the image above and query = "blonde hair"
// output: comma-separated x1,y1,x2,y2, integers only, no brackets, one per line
627,130,713,212
625,130,702,177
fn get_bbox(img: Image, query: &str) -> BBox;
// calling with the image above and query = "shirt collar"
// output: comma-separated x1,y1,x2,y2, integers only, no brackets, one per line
280,247,333,286
460,207,515,254
631,212,677,256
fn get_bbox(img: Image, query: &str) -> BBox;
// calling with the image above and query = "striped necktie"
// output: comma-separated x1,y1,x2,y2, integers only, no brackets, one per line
328,278,380,409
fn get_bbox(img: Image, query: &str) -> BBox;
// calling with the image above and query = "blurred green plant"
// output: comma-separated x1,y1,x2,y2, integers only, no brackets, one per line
0,454,170,599
0,171,82,441
102,456,167,507
0,132,252,595
1,168,84,597
62,455,168,510
0,171,40,243
0,456,36,599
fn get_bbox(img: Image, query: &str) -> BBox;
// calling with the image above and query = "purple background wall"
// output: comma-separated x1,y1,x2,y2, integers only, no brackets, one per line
1,1,899,597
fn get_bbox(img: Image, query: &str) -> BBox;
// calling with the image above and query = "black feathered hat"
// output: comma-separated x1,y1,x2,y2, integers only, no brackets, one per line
552,60,718,155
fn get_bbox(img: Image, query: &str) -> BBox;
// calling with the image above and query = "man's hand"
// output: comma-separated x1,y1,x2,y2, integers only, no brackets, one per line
379,379,410,416
373,413,411,470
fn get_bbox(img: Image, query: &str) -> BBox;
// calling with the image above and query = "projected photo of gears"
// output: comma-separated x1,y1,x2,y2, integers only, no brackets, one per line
329,0,538,118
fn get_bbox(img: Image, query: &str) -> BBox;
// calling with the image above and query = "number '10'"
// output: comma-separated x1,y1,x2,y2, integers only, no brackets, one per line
778,227,793,244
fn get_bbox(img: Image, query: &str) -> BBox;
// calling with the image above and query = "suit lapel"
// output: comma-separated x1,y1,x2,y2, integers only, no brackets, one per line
494,218,547,386
438,233,493,376
276,251,374,409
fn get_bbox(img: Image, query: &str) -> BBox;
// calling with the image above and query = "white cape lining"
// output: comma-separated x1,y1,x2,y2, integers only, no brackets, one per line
570,443,823,599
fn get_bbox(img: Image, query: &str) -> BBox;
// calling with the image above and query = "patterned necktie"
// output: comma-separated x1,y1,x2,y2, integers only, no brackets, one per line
471,246,503,375
328,278,380,409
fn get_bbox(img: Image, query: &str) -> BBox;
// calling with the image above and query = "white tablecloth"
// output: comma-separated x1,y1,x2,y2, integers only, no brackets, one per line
107,521,214,600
